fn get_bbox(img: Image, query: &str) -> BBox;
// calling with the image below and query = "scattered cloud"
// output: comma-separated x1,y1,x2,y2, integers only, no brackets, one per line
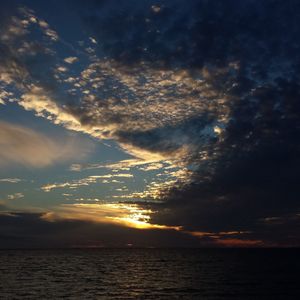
41,173,133,192
7,193,24,200
64,56,78,64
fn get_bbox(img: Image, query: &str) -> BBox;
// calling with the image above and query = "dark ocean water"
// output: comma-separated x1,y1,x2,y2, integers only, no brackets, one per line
0,248,299,299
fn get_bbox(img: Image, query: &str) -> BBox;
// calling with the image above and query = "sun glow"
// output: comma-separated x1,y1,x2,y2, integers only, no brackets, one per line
42,203,181,231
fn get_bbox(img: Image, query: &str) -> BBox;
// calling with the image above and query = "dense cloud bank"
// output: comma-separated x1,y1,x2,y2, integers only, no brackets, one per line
80,0,300,244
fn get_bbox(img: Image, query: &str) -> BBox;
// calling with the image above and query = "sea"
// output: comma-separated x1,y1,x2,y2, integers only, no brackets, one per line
0,248,299,299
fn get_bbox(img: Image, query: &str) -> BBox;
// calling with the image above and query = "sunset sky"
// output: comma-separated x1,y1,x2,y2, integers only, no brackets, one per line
0,0,299,248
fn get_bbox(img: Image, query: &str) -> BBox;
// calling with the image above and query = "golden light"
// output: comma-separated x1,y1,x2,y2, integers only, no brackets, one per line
42,202,181,231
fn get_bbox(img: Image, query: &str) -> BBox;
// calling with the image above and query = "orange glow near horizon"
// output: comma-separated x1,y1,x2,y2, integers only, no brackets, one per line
41,203,181,231
214,238,264,247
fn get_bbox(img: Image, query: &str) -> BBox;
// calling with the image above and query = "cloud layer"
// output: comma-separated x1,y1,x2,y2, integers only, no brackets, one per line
0,0,299,246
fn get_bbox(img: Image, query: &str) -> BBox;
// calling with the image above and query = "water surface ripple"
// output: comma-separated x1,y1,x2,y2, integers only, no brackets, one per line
0,248,299,299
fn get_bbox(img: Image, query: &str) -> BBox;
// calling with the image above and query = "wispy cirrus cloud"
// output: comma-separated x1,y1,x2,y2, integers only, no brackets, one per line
41,173,133,192
0,121,92,168
0,178,22,183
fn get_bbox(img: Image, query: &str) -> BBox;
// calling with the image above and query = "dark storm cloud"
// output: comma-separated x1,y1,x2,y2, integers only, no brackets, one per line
80,0,299,68
73,0,300,148
73,0,300,245
140,82,299,243
149,68,300,245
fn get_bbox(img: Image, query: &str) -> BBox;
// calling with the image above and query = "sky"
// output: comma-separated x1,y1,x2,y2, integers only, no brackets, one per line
0,0,299,248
